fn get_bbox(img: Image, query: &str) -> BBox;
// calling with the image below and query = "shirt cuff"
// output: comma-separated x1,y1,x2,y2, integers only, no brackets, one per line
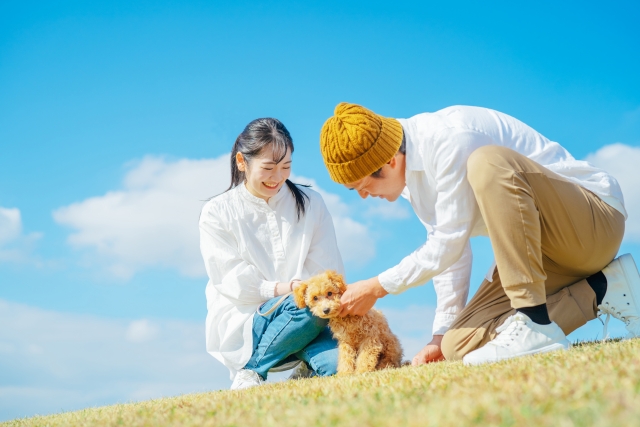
378,267,404,295
259,281,277,300
432,313,458,336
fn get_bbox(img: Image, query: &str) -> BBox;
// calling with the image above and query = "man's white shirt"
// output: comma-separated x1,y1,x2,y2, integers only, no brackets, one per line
378,106,627,336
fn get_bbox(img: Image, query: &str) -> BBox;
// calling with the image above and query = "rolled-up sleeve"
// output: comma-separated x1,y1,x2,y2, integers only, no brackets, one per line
200,206,276,305
378,129,489,310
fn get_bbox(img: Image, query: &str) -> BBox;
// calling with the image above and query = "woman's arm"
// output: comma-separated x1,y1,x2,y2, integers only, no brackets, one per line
199,208,276,305
274,279,300,296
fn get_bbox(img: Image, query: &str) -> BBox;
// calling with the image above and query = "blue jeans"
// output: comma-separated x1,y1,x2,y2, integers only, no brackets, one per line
244,295,338,380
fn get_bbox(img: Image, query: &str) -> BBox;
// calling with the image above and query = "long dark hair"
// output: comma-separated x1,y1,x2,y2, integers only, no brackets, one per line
226,118,309,220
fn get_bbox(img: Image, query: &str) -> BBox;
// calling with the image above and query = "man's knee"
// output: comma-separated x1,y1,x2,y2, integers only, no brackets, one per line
441,330,468,361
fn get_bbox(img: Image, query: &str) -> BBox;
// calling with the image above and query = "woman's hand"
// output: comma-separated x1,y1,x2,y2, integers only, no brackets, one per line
275,279,301,296
338,277,388,316
412,335,445,365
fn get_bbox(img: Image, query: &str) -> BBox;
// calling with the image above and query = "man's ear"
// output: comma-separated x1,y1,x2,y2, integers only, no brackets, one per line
388,155,397,169
293,281,308,308
326,270,347,293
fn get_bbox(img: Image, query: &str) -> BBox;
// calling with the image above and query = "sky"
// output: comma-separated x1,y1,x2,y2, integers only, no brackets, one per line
1,0,639,421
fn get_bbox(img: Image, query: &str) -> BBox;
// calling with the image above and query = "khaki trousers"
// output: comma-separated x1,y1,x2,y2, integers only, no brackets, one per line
441,146,625,361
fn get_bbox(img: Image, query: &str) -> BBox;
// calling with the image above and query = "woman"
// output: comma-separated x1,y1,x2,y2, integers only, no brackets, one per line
199,118,344,389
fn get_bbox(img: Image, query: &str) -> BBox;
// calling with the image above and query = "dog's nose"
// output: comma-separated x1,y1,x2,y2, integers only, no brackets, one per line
323,308,331,315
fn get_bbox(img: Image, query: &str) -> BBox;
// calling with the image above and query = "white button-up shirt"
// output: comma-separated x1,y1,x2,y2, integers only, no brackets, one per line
199,183,344,379
378,106,627,335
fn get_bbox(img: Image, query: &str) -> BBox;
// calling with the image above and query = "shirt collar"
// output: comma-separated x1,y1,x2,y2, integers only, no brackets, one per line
397,117,423,171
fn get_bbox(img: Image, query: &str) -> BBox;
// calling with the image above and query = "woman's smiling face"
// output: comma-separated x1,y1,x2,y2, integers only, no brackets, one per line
237,145,292,201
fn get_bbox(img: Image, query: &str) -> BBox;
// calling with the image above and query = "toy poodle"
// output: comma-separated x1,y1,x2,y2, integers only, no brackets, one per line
294,270,403,375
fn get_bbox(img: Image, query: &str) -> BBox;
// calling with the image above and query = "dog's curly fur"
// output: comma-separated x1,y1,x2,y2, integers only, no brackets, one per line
294,270,403,375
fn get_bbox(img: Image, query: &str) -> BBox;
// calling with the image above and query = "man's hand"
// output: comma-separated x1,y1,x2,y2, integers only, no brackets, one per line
412,335,445,365
339,276,389,316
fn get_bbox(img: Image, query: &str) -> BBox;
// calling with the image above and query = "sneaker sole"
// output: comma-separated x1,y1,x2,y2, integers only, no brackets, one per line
463,340,571,366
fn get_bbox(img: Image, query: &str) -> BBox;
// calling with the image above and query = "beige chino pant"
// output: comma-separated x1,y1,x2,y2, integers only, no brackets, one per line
441,146,625,361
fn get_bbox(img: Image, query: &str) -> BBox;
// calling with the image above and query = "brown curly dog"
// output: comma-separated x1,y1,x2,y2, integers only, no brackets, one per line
294,270,403,375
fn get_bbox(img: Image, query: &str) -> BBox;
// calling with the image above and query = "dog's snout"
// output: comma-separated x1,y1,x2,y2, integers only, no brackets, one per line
323,308,331,315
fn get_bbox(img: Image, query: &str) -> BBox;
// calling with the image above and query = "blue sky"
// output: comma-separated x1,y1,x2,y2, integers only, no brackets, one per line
1,0,639,421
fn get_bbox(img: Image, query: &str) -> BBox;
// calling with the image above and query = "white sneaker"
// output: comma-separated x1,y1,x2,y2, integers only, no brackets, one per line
230,369,263,390
599,253,640,339
463,313,571,366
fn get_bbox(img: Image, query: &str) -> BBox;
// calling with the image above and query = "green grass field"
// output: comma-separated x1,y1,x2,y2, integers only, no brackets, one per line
5,339,640,427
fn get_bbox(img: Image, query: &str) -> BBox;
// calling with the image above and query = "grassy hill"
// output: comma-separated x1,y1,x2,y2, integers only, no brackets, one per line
5,339,640,427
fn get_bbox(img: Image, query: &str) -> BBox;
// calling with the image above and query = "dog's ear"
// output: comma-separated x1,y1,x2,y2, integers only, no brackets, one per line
326,270,347,293
293,281,308,308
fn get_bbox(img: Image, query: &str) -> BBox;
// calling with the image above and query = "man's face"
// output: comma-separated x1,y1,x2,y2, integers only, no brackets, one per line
343,154,406,201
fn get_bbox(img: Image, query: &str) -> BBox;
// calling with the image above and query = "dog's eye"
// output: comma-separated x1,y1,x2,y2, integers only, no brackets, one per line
313,296,318,301
327,292,333,297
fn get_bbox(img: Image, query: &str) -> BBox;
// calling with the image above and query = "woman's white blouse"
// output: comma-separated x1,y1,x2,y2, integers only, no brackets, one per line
199,183,344,379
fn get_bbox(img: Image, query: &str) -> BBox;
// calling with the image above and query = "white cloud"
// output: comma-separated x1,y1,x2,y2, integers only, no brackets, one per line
585,143,640,242
126,319,159,343
0,299,230,421
0,207,21,244
0,207,41,263
53,155,230,279
53,156,376,279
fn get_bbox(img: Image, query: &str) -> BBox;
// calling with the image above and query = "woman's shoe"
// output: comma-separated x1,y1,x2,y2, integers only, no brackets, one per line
230,369,263,390
287,362,315,380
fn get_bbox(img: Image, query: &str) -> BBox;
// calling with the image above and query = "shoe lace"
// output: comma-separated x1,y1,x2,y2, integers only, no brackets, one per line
597,302,630,341
596,312,611,342
492,314,527,348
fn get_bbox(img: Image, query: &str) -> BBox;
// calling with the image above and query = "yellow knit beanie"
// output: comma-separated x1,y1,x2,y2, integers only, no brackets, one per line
320,102,403,184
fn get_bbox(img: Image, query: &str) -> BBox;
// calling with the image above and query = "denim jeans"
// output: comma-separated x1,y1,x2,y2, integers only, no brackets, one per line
244,295,338,380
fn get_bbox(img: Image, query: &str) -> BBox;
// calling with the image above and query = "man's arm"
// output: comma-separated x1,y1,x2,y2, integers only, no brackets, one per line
376,129,487,295
412,245,472,364
338,129,490,362
431,242,472,335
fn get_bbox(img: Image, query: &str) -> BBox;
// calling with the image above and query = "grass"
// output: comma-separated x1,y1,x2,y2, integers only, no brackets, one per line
5,339,640,427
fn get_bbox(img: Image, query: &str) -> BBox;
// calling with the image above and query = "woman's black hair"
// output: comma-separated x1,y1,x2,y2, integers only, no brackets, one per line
225,118,310,220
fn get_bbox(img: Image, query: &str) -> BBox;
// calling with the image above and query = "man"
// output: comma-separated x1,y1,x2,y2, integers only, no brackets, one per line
319,102,640,365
